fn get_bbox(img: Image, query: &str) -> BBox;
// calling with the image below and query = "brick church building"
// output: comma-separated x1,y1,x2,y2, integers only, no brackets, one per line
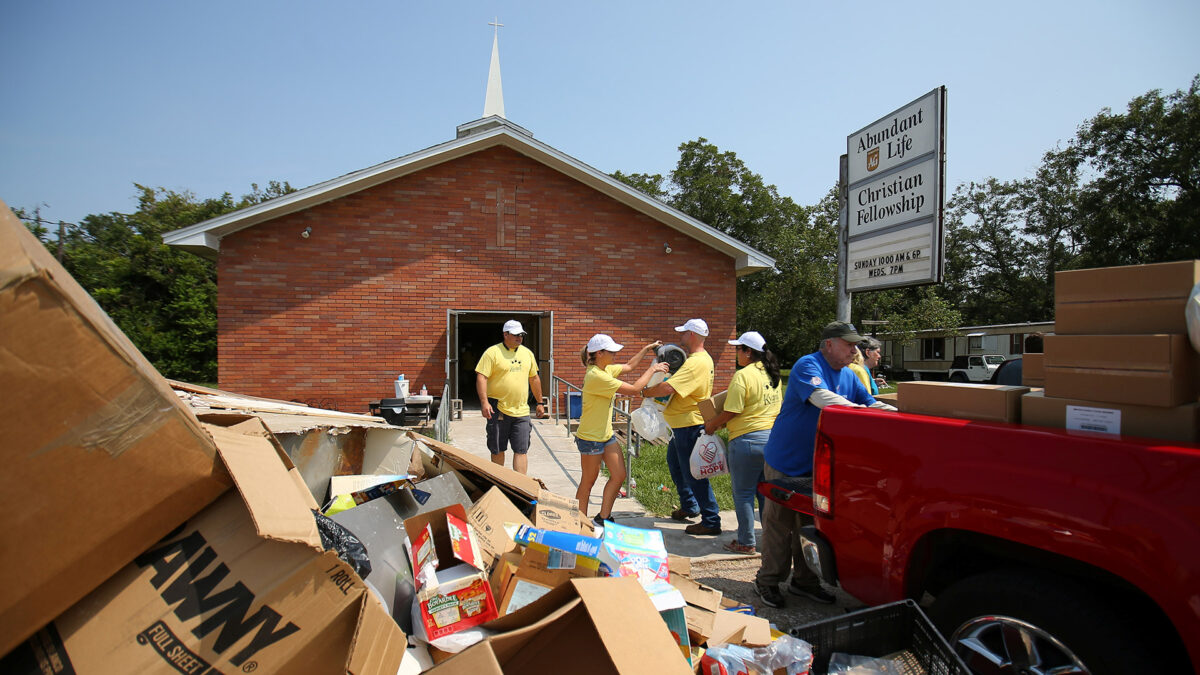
165,37,772,413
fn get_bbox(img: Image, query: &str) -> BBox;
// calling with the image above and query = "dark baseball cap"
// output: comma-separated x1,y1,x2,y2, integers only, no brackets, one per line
821,321,864,343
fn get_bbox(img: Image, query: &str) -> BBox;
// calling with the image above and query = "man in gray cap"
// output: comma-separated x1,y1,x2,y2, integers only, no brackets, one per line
755,321,896,609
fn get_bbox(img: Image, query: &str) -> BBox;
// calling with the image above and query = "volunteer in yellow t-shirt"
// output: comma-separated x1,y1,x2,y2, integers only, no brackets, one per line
575,334,666,526
475,320,545,474
641,318,720,536
703,331,782,555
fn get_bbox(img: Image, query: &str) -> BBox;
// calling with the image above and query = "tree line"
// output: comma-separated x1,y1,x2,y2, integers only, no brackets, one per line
18,76,1198,378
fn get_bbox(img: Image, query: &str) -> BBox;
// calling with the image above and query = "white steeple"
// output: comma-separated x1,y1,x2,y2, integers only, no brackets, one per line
483,18,505,119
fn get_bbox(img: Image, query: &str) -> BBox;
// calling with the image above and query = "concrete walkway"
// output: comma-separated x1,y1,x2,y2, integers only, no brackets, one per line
446,410,756,562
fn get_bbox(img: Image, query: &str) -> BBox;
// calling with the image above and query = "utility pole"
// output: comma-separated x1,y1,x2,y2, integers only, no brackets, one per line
836,154,851,322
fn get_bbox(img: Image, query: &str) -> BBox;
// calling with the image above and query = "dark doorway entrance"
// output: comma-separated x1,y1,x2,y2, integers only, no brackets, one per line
447,310,552,409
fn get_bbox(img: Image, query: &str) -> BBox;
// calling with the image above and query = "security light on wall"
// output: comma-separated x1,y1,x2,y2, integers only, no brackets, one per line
301,226,312,239
663,242,672,254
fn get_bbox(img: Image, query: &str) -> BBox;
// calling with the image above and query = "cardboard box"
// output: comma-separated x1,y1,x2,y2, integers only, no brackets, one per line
468,487,533,568
3,420,407,674
405,504,499,641
1021,390,1200,443
409,433,546,506
698,390,729,423
533,489,582,534
1055,259,1200,335
1022,353,1045,387
497,544,599,615
874,392,899,405
1044,334,1199,407
597,521,670,584
489,551,523,602
897,382,1029,424
426,578,693,674
0,201,233,655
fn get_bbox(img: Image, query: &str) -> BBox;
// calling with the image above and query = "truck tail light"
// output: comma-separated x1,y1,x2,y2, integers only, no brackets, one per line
812,431,833,516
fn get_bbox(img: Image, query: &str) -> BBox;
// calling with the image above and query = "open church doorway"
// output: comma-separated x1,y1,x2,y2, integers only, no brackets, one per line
446,310,553,409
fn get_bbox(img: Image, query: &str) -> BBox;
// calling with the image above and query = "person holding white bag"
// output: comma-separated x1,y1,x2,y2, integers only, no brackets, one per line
575,334,667,526
641,318,720,536
703,331,781,555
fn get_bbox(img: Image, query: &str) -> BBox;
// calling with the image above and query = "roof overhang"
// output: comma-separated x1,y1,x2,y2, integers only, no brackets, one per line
163,118,775,277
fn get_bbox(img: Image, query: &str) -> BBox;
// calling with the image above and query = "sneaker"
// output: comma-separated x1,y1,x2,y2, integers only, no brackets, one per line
684,523,721,536
670,507,699,522
788,583,836,605
723,540,756,555
756,583,785,608
592,514,614,527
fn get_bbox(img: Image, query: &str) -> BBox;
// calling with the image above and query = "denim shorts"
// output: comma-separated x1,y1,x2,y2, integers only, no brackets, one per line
575,435,615,455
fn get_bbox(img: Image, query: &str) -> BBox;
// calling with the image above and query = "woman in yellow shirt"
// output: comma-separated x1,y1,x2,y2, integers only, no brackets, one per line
703,331,782,554
576,334,667,526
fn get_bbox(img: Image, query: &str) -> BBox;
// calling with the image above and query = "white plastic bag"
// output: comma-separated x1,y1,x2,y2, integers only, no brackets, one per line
631,398,671,443
689,433,729,480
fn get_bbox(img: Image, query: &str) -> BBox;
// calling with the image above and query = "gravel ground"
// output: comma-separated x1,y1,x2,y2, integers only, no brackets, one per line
689,556,867,633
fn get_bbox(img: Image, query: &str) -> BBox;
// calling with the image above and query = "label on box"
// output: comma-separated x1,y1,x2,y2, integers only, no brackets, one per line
1066,405,1121,434
507,579,553,613
546,549,577,570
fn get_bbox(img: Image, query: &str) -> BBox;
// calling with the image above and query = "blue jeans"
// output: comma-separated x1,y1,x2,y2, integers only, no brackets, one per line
728,429,768,546
666,424,721,528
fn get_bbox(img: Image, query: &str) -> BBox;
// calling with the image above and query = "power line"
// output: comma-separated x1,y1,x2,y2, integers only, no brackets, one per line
18,215,78,227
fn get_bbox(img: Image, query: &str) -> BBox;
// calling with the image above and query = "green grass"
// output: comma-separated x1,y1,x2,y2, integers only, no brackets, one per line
622,437,734,516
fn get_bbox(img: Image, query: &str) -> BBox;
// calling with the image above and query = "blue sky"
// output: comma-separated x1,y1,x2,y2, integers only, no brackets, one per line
2,1,1197,227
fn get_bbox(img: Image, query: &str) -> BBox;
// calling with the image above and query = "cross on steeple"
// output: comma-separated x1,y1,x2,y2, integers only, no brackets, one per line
484,18,506,119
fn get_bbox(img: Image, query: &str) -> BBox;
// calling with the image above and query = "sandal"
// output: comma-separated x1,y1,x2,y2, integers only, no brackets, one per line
723,539,756,555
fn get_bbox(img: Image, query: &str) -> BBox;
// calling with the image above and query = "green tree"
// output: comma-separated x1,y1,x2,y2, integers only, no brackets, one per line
614,139,838,363
1068,75,1200,266
51,181,293,383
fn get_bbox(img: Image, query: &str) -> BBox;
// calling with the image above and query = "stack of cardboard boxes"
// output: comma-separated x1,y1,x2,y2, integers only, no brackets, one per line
1022,260,1200,443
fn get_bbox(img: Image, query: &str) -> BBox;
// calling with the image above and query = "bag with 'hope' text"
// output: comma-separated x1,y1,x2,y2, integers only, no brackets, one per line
689,433,728,480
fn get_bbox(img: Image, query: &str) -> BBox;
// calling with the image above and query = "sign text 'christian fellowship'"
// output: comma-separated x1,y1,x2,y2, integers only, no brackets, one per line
846,87,945,291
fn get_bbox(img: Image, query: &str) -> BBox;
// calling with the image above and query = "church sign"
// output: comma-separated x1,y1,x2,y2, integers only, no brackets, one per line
845,87,946,291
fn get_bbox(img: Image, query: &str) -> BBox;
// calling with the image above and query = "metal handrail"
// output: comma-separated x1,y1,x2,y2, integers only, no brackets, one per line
551,374,642,499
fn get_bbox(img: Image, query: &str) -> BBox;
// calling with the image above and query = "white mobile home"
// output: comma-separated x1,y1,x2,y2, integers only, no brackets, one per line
875,321,1055,380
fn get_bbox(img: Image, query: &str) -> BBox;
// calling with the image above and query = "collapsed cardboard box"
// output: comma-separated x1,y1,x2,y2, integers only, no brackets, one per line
494,545,599,615
409,433,546,508
427,578,693,674
0,201,233,655
1021,390,1200,443
1043,334,1199,407
1055,259,1200,335
896,382,1029,424
2,419,407,674
468,487,534,568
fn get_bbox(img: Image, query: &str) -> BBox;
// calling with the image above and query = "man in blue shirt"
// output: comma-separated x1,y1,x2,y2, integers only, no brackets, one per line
755,321,896,608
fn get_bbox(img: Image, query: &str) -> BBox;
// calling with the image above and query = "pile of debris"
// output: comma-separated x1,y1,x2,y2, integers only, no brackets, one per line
0,201,822,673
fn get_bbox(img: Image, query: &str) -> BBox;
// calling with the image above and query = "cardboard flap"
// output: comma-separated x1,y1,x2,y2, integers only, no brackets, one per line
425,640,504,674
668,572,723,612
468,487,533,567
206,422,322,549
409,433,546,500
346,592,408,675
709,609,771,647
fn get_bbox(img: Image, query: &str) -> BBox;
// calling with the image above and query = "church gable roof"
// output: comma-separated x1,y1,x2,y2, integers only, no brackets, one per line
162,117,775,276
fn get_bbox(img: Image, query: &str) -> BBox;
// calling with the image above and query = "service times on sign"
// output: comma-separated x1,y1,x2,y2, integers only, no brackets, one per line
845,87,946,292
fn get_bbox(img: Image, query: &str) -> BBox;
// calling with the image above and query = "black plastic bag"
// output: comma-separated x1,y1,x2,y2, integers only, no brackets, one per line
312,510,372,578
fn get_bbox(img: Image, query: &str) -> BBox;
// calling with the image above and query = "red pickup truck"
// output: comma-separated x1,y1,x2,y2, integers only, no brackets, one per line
799,406,1200,675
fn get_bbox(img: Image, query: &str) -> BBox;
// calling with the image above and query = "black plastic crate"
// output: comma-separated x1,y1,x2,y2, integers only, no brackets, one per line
788,600,970,675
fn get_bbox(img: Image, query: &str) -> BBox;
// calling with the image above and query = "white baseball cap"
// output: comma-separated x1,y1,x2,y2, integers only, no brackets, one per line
586,334,624,353
728,331,766,352
502,320,527,335
674,318,709,337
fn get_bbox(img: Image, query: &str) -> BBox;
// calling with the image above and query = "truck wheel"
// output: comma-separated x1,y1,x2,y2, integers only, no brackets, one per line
929,570,1170,675
949,372,968,383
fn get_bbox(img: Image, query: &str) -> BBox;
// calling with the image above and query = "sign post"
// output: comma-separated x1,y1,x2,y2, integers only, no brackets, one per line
844,87,946,293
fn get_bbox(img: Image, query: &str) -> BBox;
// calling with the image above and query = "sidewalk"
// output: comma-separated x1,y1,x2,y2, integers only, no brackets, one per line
446,410,755,561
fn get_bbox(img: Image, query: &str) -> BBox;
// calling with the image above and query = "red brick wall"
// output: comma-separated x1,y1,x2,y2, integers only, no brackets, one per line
218,145,739,412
